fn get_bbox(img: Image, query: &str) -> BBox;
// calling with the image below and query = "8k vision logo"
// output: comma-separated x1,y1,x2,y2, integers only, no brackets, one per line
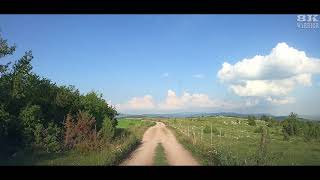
297,15,319,29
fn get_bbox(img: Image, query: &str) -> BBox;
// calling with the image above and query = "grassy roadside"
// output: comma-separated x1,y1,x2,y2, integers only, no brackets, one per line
162,117,320,166
163,120,250,166
153,143,168,166
4,119,156,165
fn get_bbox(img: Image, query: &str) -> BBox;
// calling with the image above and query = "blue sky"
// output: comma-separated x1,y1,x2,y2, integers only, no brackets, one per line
1,15,320,115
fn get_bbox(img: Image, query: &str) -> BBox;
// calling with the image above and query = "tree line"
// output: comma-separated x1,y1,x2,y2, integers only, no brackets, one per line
247,113,320,141
0,34,118,160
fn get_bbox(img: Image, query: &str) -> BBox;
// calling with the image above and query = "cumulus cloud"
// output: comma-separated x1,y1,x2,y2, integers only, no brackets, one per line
217,42,320,104
266,97,296,105
192,74,205,79
116,90,242,113
158,90,221,110
115,95,155,112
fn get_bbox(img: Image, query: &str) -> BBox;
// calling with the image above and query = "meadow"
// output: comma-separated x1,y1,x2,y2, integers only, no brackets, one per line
162,116,320,165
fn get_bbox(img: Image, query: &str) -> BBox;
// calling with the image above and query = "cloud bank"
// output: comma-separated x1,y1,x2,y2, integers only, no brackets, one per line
116,90,241,113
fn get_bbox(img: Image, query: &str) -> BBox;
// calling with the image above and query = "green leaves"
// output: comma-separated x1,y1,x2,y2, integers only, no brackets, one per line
80,91,117,130
0,35,16,59
100,116,115,141
19,105,43,144
247,115,256,126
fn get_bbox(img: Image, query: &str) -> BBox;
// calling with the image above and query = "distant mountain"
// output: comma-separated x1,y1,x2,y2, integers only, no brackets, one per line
300,115,320,121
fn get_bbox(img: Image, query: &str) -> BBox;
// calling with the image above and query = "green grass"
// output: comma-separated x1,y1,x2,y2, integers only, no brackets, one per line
153,143,168,166
162,117,320,165
117,118,154,129
4,119,156,165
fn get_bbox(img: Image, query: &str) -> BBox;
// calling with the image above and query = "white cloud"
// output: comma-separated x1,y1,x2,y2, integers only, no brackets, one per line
162,72,169,78
192,74,205,79
245,99,260,107
158,90,221,111
116,90,242,113
115,95,155,112
266,97,296,105
217,42,320,104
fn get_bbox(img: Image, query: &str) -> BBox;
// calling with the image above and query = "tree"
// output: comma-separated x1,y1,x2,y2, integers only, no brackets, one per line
80,91,118,130
64,113,76,149
247,116,256,126
64,111,101,152
282,112,300,136
19,105,43,144
100,116,115,141
0,34,16,74
260,115,269,122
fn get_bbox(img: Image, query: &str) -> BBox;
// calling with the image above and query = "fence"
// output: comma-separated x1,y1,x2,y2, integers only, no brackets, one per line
167,121,223,146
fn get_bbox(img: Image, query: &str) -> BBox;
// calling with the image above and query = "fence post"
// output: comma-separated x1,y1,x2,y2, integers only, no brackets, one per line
201,126,203,141
219,129,221,144
194,126,197,144
211,123,213,146
188,125,190,137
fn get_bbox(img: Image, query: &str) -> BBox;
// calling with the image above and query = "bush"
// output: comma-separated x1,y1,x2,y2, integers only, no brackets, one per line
203,125,219,135
19,105,43,144
64,111,102,153
34,123,62,153
100,116,116,142
80,92,117,130
254,126,264,133
247,116,256,126
0,105,10,138
282,112,300,136
283,131,290,141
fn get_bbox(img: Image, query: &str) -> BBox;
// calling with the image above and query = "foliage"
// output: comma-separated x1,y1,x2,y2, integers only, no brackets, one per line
64,111,101,153
254,126,264,133
19,105,43,144
0,33,118,159
34,123,62,153
163,115,320,165
247,116,256,126
203,125,218,134
100,116,116,141
80,92,118,130
282,112,300,136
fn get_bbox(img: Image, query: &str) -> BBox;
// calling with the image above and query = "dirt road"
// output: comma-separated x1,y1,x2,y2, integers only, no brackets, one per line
121,122,199,166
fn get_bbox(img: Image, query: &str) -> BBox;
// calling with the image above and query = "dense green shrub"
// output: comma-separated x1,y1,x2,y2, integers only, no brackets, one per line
203,125,218,134
33,123,62,153
282,112,300,136
80,92,118,130
19,105,43,144
254,126,264,133
100,117,116,141
247,116,256,126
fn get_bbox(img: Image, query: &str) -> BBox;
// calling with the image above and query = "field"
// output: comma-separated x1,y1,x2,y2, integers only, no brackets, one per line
3,118,155,165
162,116,320,165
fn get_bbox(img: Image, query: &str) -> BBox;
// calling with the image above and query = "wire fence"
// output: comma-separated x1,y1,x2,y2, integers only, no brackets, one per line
167,121,223,146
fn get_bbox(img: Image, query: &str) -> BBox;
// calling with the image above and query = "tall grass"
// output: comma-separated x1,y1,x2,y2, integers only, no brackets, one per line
163,117,320,166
